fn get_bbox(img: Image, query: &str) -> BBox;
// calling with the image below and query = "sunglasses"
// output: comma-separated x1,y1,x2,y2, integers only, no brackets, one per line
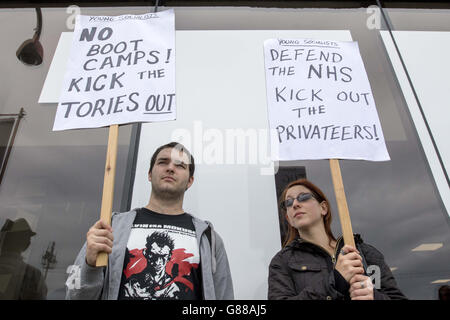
281,193,318,209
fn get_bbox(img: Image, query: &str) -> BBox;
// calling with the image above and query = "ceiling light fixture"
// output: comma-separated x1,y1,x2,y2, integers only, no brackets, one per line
431,279,450,284
411,243,443,252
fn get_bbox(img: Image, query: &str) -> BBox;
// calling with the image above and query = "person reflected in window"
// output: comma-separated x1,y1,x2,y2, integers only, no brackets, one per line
268,178,407,300
0,218,47,299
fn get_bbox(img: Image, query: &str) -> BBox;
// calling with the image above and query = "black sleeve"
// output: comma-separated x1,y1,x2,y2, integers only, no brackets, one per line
333,269,350,297
360,243,408,300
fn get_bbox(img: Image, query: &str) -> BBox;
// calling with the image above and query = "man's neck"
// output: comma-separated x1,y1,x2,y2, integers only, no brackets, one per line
146,194,184,215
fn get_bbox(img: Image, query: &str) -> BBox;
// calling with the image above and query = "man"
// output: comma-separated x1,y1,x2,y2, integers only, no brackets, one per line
0,218,47,299
66,142,234,300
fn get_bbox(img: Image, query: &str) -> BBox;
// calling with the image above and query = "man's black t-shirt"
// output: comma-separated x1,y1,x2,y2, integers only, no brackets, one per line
117,208,202,300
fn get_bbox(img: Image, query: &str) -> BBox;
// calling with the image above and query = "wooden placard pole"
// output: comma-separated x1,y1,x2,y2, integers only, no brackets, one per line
96,124,119,267
329,159,355,248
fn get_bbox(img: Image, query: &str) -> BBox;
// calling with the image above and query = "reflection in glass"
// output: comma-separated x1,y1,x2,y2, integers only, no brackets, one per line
0,109,25,185
0,218,47,299
41,241,57,280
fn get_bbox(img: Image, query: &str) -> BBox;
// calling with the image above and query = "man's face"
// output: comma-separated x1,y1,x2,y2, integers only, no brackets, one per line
149,147,194,197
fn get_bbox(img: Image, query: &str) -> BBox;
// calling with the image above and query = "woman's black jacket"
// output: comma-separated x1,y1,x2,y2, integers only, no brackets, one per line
268,234,407,300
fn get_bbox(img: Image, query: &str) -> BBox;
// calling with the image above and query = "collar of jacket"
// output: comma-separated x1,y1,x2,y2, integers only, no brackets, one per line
187,213,217,274
287,233,364,250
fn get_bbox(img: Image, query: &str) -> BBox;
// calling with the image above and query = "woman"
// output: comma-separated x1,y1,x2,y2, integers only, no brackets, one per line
268,178,406,300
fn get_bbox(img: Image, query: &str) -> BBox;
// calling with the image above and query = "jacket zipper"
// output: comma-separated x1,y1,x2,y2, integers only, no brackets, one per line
331,236,343,265
298,236,343,266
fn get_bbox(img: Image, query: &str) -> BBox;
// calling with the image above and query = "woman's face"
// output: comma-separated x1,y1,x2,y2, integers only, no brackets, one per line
285,185,328,231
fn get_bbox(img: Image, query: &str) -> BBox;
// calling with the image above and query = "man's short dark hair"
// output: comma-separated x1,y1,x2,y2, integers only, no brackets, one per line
149,142,195,178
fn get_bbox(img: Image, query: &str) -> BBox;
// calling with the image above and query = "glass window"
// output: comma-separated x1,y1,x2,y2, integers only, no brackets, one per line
0,3,448,300
0,113,20,184
0,6,133,299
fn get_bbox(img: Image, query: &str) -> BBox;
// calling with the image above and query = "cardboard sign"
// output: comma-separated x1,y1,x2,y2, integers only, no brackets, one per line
264,38,390,161
53,10,175,131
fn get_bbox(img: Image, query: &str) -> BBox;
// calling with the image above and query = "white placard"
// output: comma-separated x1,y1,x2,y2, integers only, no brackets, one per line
264,38,390,161
53,10,175,131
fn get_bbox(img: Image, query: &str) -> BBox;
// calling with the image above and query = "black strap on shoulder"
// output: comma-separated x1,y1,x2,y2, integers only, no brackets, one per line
205,225,212,247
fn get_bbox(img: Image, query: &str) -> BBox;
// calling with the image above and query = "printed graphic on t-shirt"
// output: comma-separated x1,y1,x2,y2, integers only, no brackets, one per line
120,223,200,300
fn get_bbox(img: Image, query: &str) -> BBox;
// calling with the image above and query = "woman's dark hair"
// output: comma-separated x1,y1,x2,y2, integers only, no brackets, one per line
149,142,195,178
280,178,336,248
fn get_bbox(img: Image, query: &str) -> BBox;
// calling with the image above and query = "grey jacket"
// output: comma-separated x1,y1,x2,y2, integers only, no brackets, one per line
65,209,234,300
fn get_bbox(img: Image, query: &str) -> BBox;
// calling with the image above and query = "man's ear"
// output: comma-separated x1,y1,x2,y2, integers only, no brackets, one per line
148,170,152,182
186,176,194,190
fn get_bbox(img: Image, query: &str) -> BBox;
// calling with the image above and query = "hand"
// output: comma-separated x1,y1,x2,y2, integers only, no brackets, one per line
349,274,374,300
334,245,364,282
86,219,114,267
